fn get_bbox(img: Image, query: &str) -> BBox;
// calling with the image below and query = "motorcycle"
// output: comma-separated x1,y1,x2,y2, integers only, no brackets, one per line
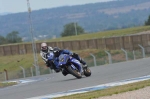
57,54,91,79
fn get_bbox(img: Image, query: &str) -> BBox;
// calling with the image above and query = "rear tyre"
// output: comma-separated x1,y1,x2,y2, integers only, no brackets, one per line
84,67,91,77
67,66,82,79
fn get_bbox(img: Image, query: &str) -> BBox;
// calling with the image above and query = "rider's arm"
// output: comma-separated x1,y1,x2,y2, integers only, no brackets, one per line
40,51,48,63
62,49,73,55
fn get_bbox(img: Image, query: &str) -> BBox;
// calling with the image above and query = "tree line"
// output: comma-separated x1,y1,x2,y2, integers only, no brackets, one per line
61,22,85,37
62,15,150,37
0,14,150,45
145,15,150,26
0,31,22,45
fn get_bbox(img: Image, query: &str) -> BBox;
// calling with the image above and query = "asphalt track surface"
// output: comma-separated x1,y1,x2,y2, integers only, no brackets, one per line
0,58,150,99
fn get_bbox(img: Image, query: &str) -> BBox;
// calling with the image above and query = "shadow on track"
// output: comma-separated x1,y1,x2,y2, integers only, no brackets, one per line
60,76,87,82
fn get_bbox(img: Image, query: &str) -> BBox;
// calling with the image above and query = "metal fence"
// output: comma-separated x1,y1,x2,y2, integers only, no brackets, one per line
0,46,149,81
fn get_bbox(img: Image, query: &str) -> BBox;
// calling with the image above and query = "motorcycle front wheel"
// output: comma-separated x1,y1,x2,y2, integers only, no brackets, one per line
83,67,91,77
67,66,82,79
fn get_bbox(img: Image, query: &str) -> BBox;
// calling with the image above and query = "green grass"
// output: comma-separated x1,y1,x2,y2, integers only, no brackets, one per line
0,54,47,80
0,49,99,72
0,54,42,72
43,26,150,42
0,49,103,70
0,49,100,80
54,80,150,99
0,82,17,88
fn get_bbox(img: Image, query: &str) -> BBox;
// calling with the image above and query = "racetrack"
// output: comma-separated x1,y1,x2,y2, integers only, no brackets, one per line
0,58,150,99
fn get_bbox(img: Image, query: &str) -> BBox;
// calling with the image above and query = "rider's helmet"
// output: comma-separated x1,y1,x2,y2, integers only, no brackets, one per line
41,42,48,52
53,47,60,57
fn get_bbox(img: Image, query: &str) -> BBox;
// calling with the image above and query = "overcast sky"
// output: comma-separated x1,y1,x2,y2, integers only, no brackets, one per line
0,0,113,13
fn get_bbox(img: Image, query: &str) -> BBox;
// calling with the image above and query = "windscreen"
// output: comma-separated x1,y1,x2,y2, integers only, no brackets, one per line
59,54,69,63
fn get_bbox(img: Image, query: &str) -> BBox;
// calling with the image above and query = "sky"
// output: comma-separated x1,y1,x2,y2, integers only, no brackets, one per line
0,0,113,13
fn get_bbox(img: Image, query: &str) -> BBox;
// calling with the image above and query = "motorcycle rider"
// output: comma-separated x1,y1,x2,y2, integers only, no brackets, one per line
40,42,59,72
52,47,87,76
40,43,87,74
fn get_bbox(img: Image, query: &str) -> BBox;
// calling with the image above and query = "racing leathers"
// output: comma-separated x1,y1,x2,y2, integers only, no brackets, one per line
40,46,56,70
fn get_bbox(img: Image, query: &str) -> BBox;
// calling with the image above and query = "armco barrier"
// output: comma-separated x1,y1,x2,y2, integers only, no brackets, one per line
0,34,150,56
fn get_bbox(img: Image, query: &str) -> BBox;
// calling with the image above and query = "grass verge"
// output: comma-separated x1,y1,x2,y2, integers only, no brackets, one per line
0,82,17,88
54,79,150,99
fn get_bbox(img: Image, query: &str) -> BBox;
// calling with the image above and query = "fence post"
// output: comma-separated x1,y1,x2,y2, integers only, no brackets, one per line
105,51,112,64
4,69,8,81
133,50,136,60
138,44,145,58
90,53,97,66
49,68,51,74
2,46,5,56
49,68,54,74
33,64,40,75
20,66,26,78
31,67,33,77
121,48,128,61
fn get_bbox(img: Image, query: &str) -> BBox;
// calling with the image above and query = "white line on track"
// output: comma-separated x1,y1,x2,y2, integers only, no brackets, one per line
27,75,150,99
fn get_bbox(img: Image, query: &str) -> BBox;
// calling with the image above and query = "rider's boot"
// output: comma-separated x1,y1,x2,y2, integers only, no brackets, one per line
62,69,68,76
54,69,60,73
80,59,87,67
54,66,61,73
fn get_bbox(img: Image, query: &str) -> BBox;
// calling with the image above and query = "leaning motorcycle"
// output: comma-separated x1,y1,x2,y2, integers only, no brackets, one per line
58,54,91,79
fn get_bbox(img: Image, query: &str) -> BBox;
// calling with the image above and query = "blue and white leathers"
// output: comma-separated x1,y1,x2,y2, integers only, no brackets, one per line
47,52,59,67
47,52,54,61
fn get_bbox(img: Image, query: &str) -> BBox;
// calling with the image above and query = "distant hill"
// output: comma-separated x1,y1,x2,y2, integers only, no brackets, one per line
0,0,150,41
0,12,11,15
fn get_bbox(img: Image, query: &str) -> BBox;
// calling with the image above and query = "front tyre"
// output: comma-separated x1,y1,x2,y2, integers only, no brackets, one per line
67,66,82,79
84,67,91,77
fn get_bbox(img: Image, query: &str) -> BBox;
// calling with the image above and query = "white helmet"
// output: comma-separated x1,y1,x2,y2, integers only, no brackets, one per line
41,42,48,51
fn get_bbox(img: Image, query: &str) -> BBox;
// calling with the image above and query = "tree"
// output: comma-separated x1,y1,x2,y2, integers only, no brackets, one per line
0,35,7,45
145,15,150,26
61,22,85,37
6,31,22,43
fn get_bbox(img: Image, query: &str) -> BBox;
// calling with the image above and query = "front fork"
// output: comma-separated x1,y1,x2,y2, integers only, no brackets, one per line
71,64,83,74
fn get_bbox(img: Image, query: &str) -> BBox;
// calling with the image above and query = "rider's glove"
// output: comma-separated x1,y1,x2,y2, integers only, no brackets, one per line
69,52,73,56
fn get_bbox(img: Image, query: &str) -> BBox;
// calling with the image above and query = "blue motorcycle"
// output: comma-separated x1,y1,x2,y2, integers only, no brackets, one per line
57,54,91,79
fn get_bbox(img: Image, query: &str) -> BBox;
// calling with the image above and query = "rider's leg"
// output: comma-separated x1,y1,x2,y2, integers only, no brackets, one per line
46,60,54,69
52,60,60,73
72,53,87,67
